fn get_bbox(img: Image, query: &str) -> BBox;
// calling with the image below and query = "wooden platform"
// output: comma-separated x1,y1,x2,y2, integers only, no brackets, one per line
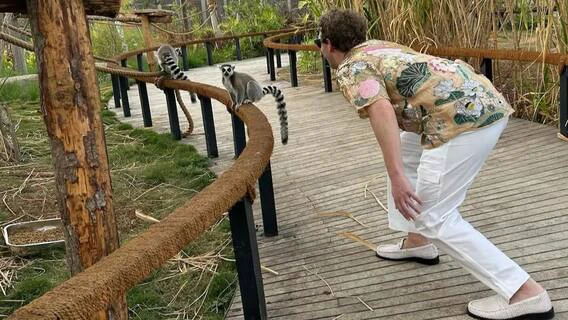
112,56,568,320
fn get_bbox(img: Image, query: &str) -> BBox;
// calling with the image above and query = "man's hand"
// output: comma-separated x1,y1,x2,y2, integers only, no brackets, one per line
366,99,422,220
390,174,422,220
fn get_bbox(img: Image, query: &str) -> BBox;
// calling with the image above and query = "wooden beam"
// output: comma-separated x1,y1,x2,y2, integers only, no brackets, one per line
139,15,157,72
1,0,121,17
25,0,126,318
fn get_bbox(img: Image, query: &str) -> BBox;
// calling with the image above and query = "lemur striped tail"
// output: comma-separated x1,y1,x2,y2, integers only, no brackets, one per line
262,85,288,144
162,55,197,103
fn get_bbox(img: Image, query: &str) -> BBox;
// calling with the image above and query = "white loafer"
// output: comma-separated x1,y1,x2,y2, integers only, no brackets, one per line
467,291,554,320
375,238,439,265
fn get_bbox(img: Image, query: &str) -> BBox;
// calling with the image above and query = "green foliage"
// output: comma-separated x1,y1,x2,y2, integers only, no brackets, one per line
298,49,322,74
220,0,285,35
0,51,37,77
0,80,40,103
89,22,144,59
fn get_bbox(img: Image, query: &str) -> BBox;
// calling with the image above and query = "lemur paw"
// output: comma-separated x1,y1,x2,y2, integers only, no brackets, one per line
154,76,167,90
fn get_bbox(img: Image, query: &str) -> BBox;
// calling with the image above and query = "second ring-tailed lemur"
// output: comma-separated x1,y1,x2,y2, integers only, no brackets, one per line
220,64,288,145
156,44,197,104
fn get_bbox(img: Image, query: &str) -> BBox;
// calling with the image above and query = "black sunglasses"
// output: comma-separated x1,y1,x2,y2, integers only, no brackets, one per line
314,38,328,48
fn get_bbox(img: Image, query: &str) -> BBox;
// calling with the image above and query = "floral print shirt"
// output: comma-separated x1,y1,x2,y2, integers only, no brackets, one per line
337,40,514,148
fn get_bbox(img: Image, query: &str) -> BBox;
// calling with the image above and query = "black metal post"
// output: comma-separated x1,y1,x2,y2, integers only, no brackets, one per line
268,48,276,81
235,38,242,61
110,74,121,109
120,59,130,91
118,60,131,117
199,95,219,158
481,58,493,82
205,41,214,66
181,45,189,71
136,54,152,127
164,88,182,140
232,113,246,157
229,198,267,320
289,50,298,87
275,47,282,69
264,34,270,74
259,161,278,237
560,67,568,139
322,57,333,92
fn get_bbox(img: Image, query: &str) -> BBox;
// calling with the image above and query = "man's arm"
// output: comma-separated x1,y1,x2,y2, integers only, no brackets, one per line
366,99,422,220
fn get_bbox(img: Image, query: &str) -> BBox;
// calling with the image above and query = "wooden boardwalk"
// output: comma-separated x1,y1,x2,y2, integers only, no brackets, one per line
112,56,568,319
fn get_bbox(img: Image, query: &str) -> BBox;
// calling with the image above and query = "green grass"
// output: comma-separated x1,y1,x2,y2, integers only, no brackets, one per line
0,81,237,319
0,80,40,103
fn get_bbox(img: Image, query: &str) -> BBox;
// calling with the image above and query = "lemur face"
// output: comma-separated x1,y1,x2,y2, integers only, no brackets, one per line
219,64,235,77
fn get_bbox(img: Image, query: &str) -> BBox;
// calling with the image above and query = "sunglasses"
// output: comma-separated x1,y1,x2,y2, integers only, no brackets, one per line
314,38,328,48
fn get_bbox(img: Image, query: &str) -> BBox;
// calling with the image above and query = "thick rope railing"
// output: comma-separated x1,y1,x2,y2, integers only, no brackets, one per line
112,26,311,62
263,30,568,72
8,55,274,320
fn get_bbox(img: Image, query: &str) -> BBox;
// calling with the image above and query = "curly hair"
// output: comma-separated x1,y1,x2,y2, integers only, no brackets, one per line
318,9,368,53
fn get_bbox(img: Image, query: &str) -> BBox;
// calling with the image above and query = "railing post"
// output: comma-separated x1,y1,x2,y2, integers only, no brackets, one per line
259,161,278,237
288,36,298,87
120,59,130,91
229,198,267,320
205,41,214,66
231,113,246,156
268,48,276,81
110,74,121,109
289,50,298,87
480,58,493,82
136,53,152,127
235,38,242,61
264,34,270,74
198,95,219,158
164,88,182,140
232,112,278,236
560,66,568,139
322,57,333,92
181,45,189,71
119,60,131,117
275,39,282,68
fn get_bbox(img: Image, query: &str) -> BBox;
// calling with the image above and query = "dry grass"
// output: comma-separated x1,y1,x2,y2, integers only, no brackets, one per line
300,0,568,125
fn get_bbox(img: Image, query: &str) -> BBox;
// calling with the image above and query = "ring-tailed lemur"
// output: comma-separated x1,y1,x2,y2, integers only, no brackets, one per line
156,44,197,103
219,64,288,145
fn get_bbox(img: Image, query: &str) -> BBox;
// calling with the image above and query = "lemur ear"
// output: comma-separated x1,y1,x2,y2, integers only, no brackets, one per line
231,65,236,70
217,65,223,70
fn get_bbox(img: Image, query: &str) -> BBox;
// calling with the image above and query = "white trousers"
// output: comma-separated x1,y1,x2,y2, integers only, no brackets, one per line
387,118,529,299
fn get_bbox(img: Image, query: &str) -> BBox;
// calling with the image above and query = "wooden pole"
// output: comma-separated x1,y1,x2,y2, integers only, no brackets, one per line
139,15,157,72
25,0,126,318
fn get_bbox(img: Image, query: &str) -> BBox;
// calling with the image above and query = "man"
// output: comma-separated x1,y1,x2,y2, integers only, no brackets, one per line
316,9,554,320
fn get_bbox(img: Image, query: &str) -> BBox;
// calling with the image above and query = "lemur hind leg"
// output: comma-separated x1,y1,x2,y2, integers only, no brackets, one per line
246,81,264,103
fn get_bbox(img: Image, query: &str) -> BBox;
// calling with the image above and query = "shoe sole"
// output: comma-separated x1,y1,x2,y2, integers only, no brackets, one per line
375,253,440,265
466,307,554,320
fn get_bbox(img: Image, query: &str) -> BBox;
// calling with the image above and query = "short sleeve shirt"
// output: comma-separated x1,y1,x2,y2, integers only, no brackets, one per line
336,40,514,149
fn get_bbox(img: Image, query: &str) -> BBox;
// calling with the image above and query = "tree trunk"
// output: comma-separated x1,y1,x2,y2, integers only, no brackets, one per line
8,14,27,74
201,0,208,24
26,0,127,319
177,0,191,32
0,14,5,75
208,0,222,37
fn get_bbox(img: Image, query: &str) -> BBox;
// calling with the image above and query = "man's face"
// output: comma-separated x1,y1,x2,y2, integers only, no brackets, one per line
315,32,331,61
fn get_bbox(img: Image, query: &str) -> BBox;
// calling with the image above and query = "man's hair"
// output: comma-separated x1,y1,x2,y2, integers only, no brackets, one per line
318,9,367,53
